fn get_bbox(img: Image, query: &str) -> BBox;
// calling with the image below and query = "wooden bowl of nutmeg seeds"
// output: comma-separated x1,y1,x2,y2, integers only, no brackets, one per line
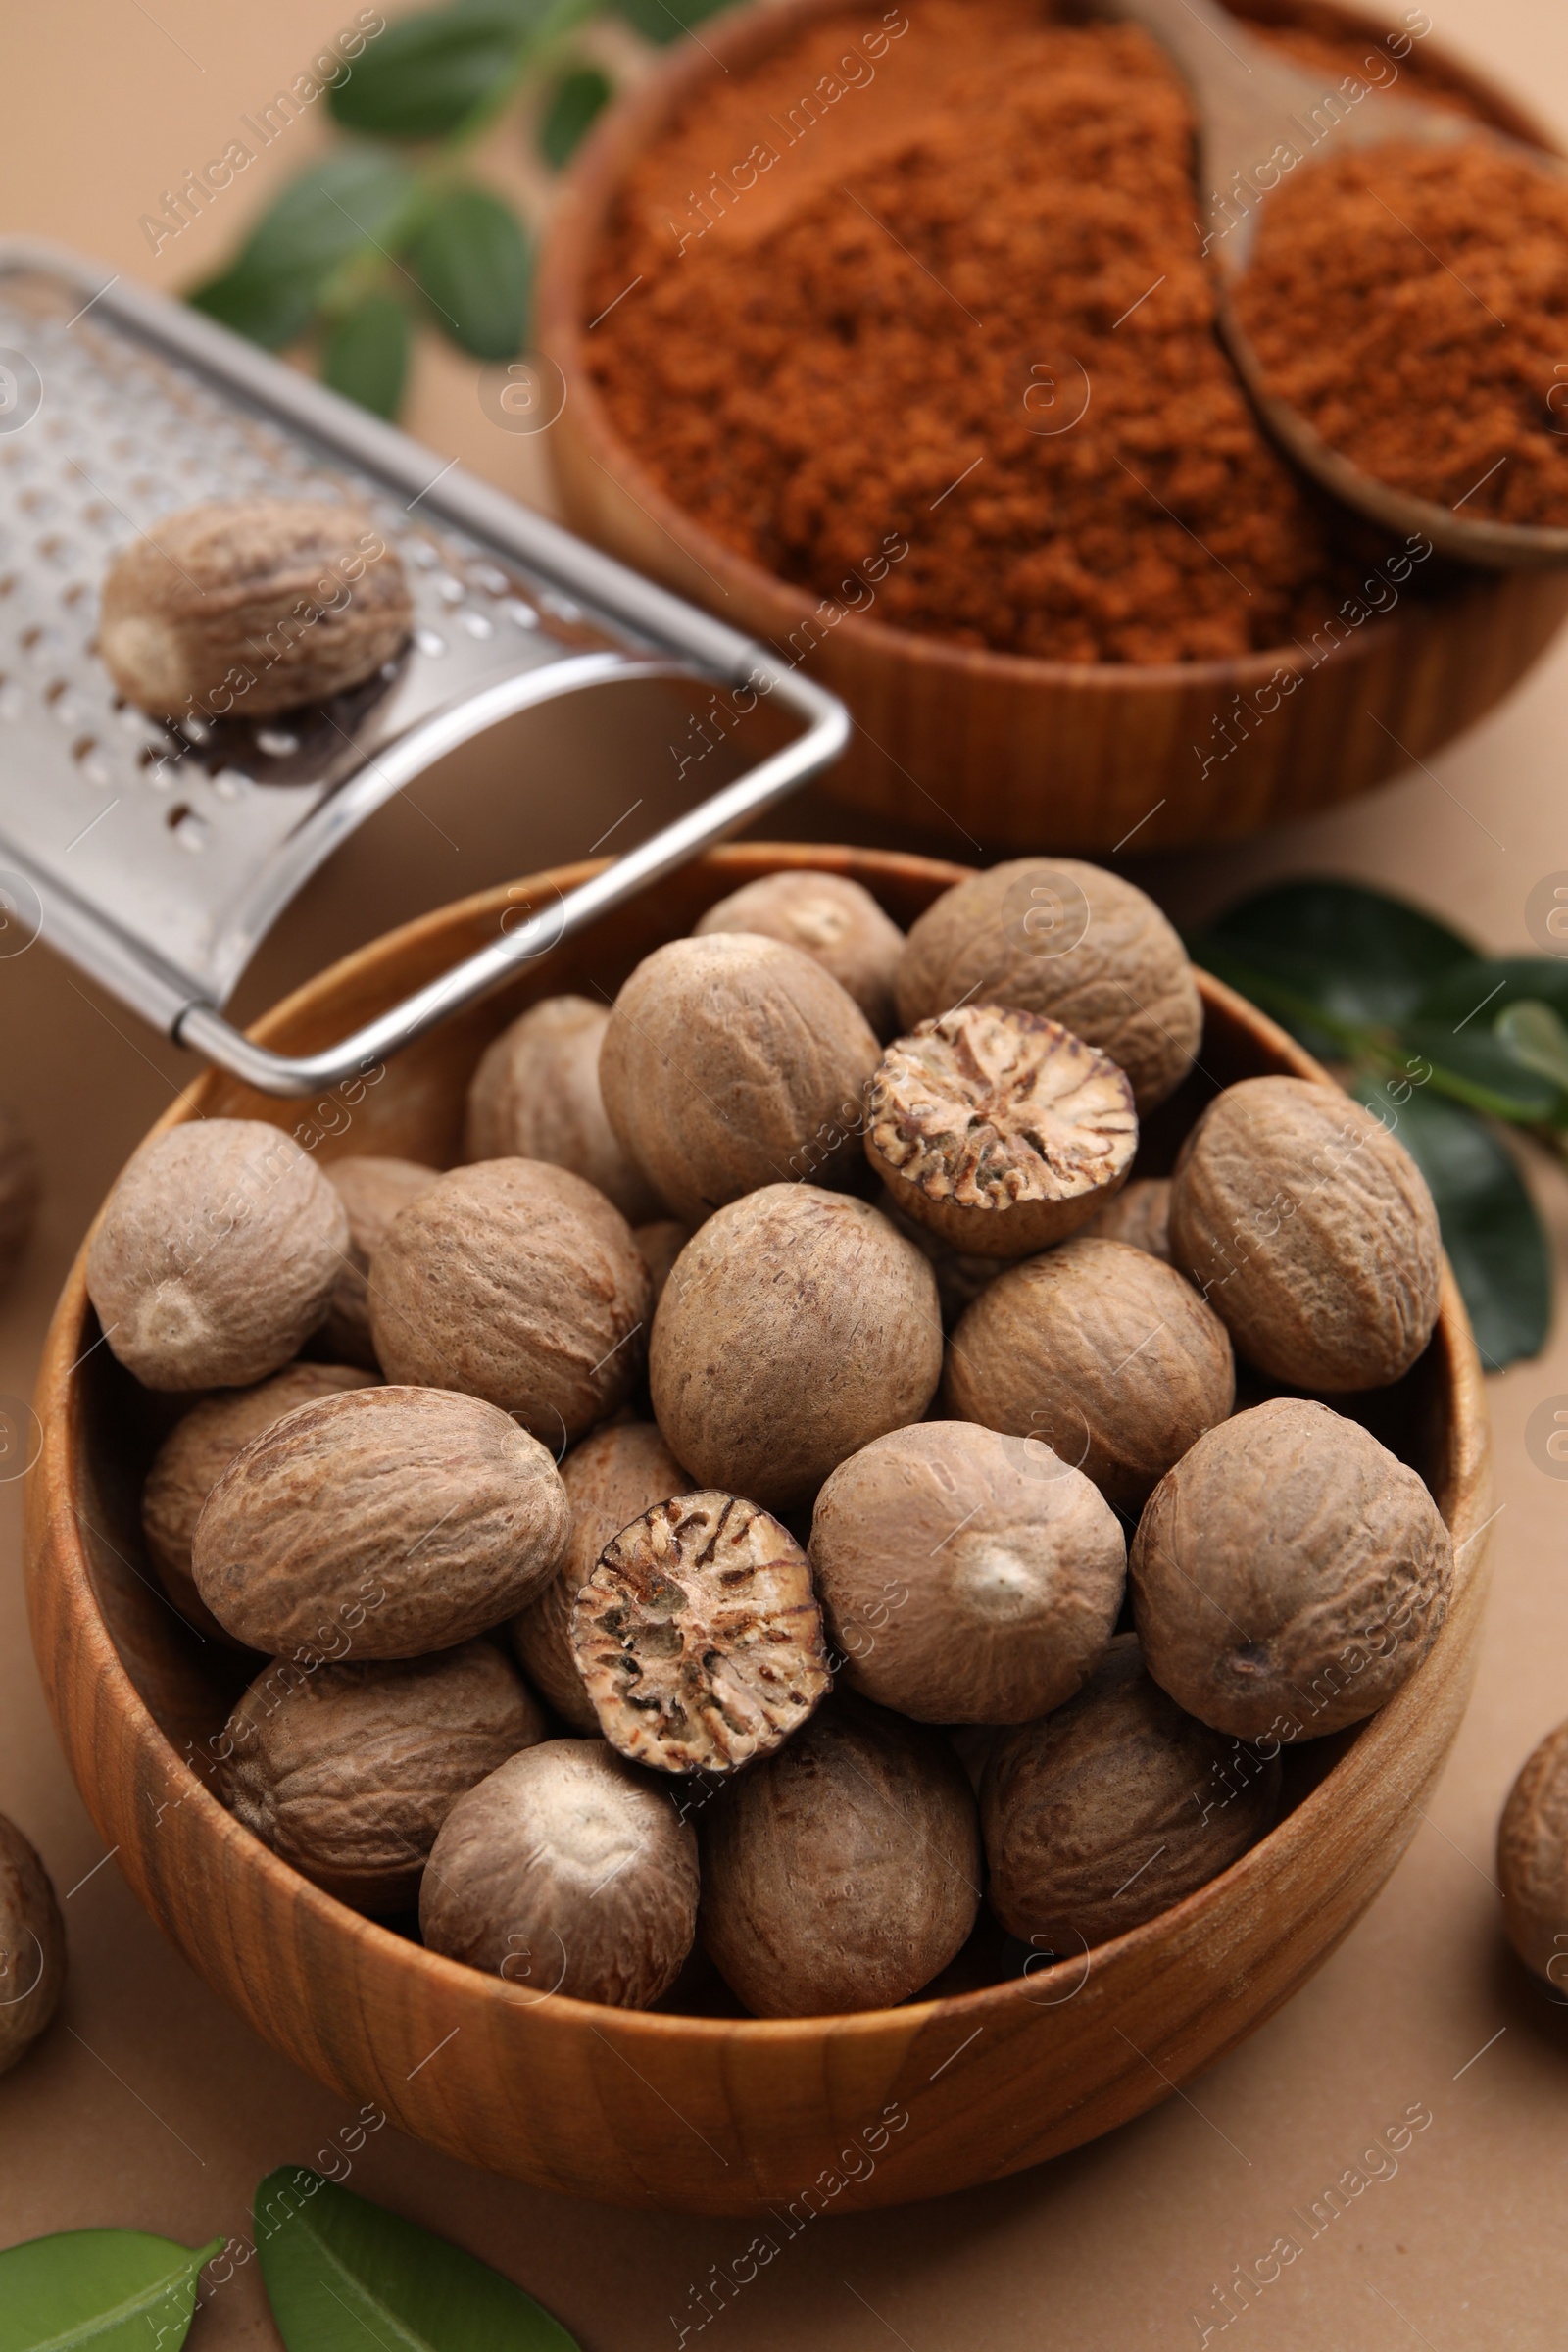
27,844,1492,2215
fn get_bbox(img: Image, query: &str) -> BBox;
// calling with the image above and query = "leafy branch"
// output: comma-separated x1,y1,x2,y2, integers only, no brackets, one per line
1190,880,1565,1369
188,0,729,418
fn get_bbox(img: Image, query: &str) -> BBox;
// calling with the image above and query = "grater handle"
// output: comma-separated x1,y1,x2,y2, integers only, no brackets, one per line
174,656,849,1097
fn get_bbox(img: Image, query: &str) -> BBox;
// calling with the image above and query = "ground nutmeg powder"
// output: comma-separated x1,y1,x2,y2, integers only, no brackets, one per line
583,0,1493,664
1236,140,1568,527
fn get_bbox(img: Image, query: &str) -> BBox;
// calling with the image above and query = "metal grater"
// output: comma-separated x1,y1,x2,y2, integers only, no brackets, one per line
0,241,848,1096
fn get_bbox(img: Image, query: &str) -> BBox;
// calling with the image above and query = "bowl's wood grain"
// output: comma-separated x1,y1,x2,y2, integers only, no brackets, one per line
26,846,1493,2213
534,0,1568,854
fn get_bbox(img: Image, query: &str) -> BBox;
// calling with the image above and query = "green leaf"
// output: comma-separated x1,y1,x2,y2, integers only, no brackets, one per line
328,7,529,139
409,186,530,358
323,292,411,417
614,0,732,41
1412,956,1568,1031
0,2229,222,2352
240,149,416,278
537,66,612,168
188,261,318,350
189,151,416,351
1200,879,1477,1030
1353,1080,1552,1369
253,2169,580,2350
1498,999,1568,1095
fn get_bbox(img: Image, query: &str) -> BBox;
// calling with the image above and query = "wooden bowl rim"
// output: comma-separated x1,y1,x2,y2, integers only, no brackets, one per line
30,843,1493,2055
535,0,1560,694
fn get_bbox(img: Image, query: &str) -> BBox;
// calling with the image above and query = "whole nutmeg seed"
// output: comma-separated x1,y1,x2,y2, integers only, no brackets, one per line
895,859,1201,1111
220,1641,547,1913
1498,1719,1568,1986
694,868,906,1036
321,1156,439,1368
944,1237,1236,1514
1130,1398,1453,1739
0,1812,65,2079
632,1219,688,1306
699,1698,981,2016
1167,1076,1442,1391
1082,1176,1171,1261
368,1158,651,1447
981,1635,1280,1951
143,1360,376,1642
572,1492,830,1773
511,1420,694,1734
99,498,412,720
649,1186,943,1511
599,933,882,1222
193,1385,569,1658
0,1106,39,1299
809,1423,1125,1724
86,1120,351,1391
876,1186,1000,1329
465,996,662,1223
419,1740,699,2007
866,1003,1137,1258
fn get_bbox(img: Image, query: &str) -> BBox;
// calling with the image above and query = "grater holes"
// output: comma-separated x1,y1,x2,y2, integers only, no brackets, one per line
166,804,208,851
459,610,493,639
414,627,446,658
72,735,111,787
255,727,299,757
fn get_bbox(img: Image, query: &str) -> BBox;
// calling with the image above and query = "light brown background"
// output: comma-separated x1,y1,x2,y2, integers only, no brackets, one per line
4,2,1568,2345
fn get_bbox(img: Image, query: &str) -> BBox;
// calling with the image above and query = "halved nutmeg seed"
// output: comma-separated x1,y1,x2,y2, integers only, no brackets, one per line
100,497,413,721
864,1002,1138,1258
570,1492,831,1774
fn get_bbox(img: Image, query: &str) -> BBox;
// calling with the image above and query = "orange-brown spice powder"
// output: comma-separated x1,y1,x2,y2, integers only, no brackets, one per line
583,1,1468,664
1237,140,1568,526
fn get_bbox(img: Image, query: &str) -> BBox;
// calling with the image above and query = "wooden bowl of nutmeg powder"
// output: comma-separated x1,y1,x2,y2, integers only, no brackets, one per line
537,0,1568,852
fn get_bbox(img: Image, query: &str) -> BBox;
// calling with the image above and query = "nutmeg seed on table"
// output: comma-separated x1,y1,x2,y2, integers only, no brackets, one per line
419,1740,699,2008
944,1237,1235,1514
894,858,1202,1112
192,1384,569,1658
599,932,882,1223
808,1423,1125,1725
1167,1076,1443,1391
694,867,906,1036
572,1491,830,1773
321,1155,439,1369
866,1003,1138,1257
511,1418,693,1735
99,498,412,720
368,1157,651,1446
1497,1719,1568,1986
465,995,662,1223
981,1635,1281,1951
220,1641,546,1914
142,1360,375,1642
1130,1398,1453,1740
699,1698,981,2017
0,1812,65,2079
86,1119,351,1391
648,1185,944,1510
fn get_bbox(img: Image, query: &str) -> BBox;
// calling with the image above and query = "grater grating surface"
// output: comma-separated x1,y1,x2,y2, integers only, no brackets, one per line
0,244,848,1094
